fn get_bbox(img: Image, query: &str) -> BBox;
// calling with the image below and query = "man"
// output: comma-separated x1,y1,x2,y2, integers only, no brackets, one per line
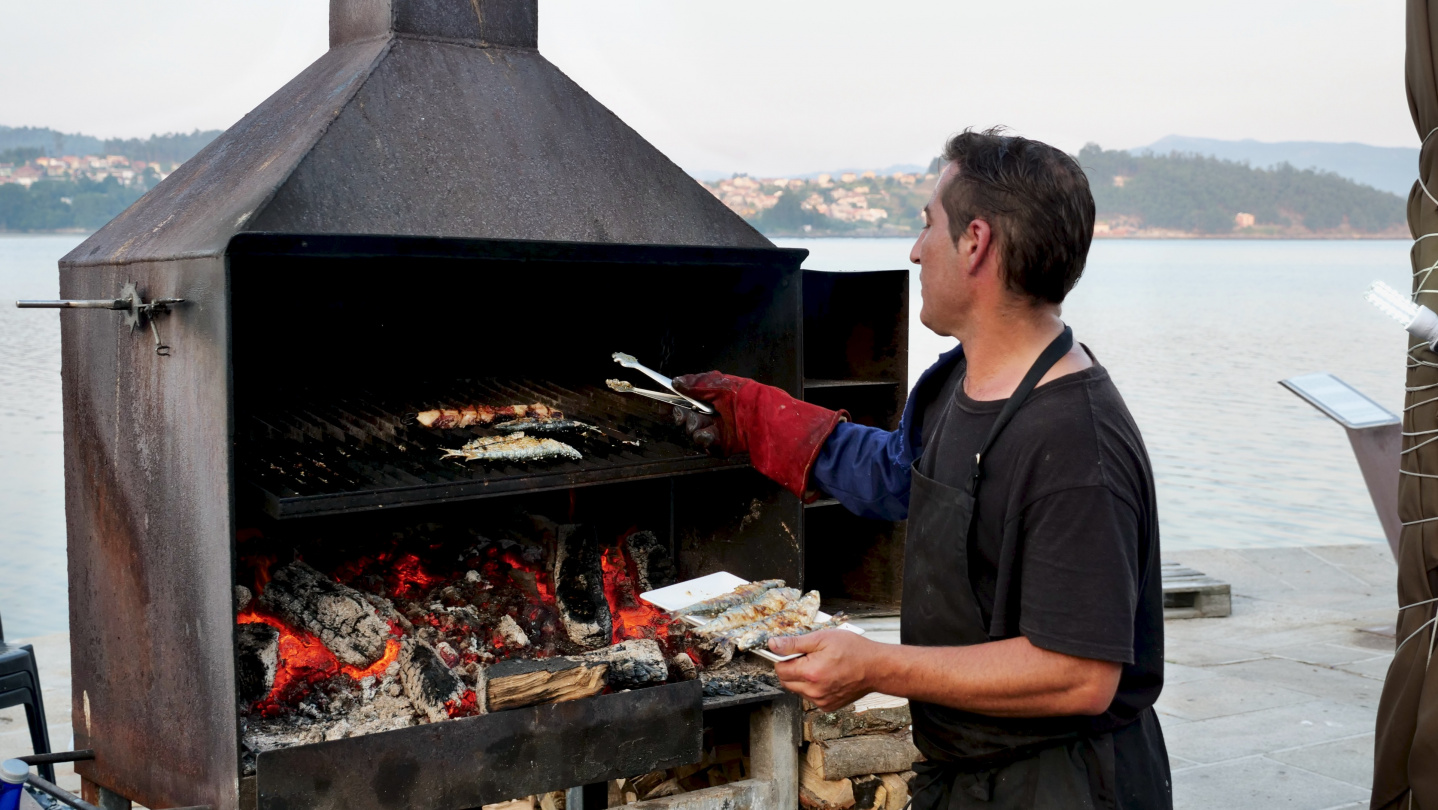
672,129,1169,808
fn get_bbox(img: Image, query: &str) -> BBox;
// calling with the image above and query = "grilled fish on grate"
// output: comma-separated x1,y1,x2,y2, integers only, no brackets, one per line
441,432,581,462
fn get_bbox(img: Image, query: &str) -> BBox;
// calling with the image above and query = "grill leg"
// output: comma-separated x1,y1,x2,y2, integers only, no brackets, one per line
579,781,608,810
97,786,132,810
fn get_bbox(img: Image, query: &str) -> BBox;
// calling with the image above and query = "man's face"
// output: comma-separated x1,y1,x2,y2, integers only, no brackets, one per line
910,163,973,338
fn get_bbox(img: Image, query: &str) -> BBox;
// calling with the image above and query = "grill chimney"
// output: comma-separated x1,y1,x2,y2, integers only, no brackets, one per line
331,0,538,49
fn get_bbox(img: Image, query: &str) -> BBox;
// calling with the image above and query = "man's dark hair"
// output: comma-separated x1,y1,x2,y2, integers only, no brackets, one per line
939,127,1095,304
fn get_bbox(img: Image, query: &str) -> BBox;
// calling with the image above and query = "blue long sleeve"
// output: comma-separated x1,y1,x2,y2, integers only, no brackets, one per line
810,345,964,521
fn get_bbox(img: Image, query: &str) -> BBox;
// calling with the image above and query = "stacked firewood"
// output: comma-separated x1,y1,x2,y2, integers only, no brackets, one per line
800,694,918,810
609,739,751,804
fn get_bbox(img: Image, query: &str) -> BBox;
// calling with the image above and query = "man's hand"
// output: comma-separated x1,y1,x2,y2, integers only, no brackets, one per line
665,371,847,499
769,630,888,711
673,405,720,451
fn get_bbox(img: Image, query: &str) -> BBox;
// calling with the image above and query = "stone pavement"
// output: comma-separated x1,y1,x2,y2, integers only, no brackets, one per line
859,543,1397,809
1158,543,1396,810
0,543,1400,809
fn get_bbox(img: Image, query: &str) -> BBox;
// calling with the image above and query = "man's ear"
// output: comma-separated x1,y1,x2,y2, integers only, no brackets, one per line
964,218,994,278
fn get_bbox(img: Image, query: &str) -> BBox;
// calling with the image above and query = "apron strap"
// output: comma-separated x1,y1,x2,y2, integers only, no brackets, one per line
966,325,1074,496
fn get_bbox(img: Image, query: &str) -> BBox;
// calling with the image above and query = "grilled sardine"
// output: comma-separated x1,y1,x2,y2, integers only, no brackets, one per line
492,417,595,434
696,587,800,636
675,579,785,617
716,591,821,650
441,432,581,462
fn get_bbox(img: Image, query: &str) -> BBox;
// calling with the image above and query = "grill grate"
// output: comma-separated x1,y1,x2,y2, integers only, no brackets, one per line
238,379,746,519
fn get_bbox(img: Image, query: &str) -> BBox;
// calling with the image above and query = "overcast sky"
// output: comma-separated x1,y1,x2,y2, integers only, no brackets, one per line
0,0,1413,177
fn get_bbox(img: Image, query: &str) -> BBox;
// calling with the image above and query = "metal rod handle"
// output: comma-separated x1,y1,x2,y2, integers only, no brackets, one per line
16,300,129,309
18,750,95,765
25,772,102,810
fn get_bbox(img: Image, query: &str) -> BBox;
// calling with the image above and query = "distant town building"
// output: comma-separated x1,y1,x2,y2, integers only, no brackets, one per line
1112,175,1128,188
840,172,857,183
1234,212,1256,228
0,153,176,187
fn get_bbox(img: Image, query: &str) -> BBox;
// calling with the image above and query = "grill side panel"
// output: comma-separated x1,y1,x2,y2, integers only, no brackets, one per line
61,256,238,810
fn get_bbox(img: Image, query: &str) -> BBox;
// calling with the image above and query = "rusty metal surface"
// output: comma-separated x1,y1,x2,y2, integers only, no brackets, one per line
61,256,238,810
255,681,702,810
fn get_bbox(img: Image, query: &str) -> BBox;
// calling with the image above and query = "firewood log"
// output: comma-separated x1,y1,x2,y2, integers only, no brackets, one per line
576,639,667,689
800,749,855,810
259,560,391,667
483,657,608,712
236,623,279,704
399,638,469,722
623,530,675,593
553,524,612,650
851,776,887,810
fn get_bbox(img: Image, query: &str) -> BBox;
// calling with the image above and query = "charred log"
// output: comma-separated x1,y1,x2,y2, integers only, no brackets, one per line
236,623,279,704
260,560,392,668
398,639,470,723
668,653,699,682
483,656,608,712
553,524,611,650
623,531,675,593
235,584,253,614
576,639,667,690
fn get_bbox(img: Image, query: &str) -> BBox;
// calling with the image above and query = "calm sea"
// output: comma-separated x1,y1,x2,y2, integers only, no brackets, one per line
0,235,1413,637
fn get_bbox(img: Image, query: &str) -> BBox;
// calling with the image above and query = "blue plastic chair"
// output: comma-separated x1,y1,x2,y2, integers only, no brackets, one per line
0,610,54,783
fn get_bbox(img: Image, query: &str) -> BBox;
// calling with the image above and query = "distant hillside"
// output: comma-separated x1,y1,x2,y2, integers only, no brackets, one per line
1133,136,1417,197
1078,144,1406,236
0,125,221,165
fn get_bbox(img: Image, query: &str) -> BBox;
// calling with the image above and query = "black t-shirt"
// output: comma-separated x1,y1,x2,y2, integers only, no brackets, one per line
916,348,1164,730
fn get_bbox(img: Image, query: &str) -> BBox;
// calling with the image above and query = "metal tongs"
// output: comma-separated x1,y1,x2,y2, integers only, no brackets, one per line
608,352,715,414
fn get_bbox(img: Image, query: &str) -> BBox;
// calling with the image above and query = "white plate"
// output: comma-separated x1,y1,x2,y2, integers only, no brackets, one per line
640,572,864,662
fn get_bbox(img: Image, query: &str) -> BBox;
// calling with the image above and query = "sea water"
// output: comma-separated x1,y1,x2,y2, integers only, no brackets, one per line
0,235,1413,636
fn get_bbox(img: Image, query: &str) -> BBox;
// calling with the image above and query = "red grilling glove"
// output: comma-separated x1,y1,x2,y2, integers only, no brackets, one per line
671,372,847,501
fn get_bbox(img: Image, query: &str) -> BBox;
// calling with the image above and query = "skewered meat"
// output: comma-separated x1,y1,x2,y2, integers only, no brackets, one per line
605,379,635,393
417,403,561,429
714,591,822,651
441,432,581,462
695,587,800,636
675,579,786,617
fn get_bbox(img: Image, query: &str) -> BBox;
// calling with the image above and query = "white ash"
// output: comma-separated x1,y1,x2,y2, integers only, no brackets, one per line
498,615,530,648
240,664,418,776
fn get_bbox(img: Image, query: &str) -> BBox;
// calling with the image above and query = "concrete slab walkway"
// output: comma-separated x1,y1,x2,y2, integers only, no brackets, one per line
1159,543,1395,810
0,543,1399,809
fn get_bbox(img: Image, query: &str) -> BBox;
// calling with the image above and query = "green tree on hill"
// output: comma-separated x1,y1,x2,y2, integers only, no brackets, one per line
1076,144,1404,233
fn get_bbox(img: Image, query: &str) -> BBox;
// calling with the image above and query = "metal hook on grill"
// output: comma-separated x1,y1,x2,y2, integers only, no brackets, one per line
16,280,184,357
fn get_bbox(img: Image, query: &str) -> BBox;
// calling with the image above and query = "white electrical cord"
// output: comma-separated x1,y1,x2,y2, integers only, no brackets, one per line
1394,128,1438,696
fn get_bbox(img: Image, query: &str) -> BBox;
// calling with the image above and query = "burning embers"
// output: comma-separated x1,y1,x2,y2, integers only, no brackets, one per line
235,519,696,772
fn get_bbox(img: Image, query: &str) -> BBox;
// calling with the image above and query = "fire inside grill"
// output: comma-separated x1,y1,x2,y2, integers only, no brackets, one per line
233,514,728,773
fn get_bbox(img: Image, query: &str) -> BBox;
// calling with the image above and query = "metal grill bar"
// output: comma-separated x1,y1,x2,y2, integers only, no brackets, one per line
239,379,748,518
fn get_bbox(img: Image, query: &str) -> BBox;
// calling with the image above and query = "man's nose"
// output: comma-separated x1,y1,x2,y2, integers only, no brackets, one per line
909,234,923,265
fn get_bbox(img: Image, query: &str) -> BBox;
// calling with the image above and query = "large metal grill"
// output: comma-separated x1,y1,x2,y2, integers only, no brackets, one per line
240,379,747,519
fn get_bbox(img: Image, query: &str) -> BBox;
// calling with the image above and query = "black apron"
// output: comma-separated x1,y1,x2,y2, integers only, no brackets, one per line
902,327,1121,810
